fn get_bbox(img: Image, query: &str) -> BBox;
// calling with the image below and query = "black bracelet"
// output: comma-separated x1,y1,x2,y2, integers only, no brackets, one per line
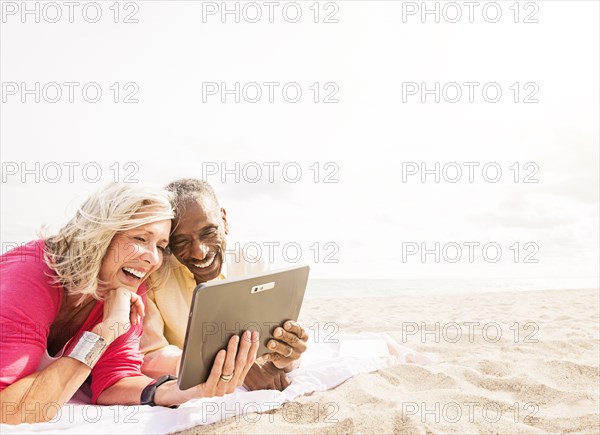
140,375,179,408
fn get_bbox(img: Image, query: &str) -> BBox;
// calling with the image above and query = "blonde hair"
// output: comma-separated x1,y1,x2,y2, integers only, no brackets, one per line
43,183,174,303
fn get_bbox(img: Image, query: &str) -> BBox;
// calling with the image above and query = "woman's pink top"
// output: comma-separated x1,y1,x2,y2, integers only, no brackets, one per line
0,240,146,403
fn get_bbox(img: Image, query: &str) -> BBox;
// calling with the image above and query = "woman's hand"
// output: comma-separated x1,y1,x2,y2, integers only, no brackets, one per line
154,330,259,406
94,287,145,344
200,330,259,395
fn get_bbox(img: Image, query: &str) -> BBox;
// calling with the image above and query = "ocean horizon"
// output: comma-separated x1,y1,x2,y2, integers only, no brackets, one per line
304,278,600,299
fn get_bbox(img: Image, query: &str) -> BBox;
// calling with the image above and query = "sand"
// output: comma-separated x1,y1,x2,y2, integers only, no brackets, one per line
176,288,600,434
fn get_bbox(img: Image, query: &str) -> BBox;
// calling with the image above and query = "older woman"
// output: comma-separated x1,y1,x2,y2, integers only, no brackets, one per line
0,183,259,425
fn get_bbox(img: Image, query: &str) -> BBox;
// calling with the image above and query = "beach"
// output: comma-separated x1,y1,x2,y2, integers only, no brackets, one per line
178,288,600,434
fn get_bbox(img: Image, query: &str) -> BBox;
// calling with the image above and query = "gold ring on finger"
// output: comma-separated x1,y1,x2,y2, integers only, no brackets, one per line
219,373,233,383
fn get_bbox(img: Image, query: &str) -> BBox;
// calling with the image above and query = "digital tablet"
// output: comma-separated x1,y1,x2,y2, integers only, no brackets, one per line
177,265,310,390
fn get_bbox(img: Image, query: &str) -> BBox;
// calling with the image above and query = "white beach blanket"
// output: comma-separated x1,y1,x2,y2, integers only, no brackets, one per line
1,332,435,434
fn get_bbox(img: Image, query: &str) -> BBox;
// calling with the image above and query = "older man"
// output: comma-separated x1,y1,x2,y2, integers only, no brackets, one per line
141,178,308,391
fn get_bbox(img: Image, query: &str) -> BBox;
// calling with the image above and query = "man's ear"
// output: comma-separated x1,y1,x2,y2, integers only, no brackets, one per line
221,207,229,235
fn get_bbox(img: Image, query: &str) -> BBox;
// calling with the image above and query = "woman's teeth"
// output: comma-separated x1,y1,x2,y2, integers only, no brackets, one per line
122,267,147,279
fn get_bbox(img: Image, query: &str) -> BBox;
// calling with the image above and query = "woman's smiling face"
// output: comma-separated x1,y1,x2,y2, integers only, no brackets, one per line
98,216,171,293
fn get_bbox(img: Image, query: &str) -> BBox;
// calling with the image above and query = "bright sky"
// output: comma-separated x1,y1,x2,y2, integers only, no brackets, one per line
1,1,598,279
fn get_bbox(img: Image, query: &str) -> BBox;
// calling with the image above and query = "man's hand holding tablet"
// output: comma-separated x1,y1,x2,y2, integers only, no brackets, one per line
244,320,309,390
265,320,309,369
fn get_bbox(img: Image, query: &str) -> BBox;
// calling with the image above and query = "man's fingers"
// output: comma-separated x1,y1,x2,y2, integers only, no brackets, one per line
272,356,293,370
283,320,308,341
267,339,300,360
274,328,308,353
267,351,301,370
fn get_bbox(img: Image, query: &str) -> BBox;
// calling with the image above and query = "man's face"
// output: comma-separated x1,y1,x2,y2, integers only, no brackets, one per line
169,196,228,284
